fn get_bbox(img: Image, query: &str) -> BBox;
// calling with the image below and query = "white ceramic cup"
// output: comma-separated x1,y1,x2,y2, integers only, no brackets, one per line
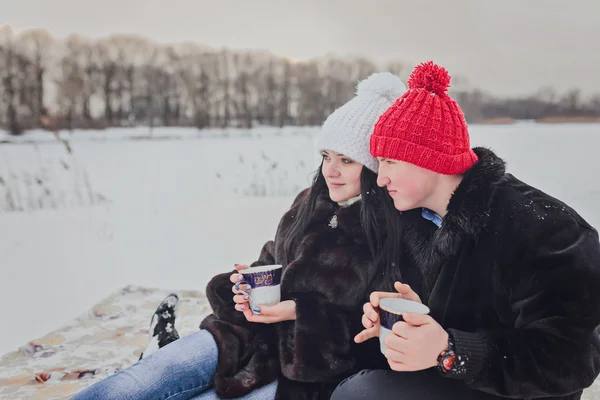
239,264,282,314
378,297,430,354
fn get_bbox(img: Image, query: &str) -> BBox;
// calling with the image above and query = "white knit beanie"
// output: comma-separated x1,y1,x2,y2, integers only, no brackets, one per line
318,72,407,172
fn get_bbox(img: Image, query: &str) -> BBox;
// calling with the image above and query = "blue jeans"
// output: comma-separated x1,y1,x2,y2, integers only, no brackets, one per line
72,329,278,399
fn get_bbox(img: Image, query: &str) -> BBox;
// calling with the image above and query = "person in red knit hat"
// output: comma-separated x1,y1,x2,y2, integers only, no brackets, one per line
332,61,600,400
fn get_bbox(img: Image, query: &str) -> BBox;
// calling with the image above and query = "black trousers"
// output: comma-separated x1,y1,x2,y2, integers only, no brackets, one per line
330,369,508,400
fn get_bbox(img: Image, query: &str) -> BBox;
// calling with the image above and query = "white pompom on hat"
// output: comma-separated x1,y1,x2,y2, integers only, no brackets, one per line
318,72,407,172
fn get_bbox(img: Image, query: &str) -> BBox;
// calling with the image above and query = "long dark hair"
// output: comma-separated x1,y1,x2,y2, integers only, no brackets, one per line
360,167,403,278
281,161,403,278
280,162,329,267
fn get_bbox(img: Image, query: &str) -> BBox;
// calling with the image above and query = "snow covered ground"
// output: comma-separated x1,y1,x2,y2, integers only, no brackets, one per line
1,123,599,358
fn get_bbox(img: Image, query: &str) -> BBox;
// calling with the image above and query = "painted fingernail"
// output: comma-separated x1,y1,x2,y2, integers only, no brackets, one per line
240,305,245,310
235,282,240,290
237,275,243,281
246,285,251,290
244,295,249,300
252,306,261,313
234,263,238,266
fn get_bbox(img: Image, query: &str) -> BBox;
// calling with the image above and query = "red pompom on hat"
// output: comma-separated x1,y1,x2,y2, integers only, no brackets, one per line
370,61,478,175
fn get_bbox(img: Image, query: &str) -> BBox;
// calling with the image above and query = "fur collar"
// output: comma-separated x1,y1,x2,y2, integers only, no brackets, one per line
297,189,364,238
433,147,507,258
416,147,507,297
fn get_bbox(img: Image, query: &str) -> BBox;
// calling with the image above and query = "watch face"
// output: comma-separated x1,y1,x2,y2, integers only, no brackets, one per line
441,354,456,371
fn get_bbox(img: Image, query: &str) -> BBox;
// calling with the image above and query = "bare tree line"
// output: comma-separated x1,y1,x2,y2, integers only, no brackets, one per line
1,25,599,135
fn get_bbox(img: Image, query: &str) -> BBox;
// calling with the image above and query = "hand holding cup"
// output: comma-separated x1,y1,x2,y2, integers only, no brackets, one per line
354,282,423,344
231,264,284,322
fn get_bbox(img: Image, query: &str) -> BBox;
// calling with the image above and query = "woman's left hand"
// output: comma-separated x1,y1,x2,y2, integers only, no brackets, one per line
235,300,296,323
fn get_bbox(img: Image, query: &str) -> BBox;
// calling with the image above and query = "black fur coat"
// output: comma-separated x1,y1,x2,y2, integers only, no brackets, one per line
200,189,433,399
372,147,600,400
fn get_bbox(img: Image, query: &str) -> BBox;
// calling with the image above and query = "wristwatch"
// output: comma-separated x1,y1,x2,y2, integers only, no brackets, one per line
436,334,457,374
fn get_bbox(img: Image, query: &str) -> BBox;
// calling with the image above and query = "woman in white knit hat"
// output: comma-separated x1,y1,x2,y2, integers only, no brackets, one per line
73,73,436,400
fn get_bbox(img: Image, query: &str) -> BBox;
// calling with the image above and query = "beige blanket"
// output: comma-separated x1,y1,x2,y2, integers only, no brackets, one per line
0,286,211,400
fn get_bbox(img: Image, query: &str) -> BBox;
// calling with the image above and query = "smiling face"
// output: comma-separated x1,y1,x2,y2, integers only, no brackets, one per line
321,150,363,202
376,157,439,211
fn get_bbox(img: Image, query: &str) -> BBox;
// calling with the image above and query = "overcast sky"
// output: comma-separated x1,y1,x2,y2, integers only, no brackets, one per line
2,0,598,97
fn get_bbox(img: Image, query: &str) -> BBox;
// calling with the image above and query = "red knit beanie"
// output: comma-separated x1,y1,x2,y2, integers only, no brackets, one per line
370,61,478,175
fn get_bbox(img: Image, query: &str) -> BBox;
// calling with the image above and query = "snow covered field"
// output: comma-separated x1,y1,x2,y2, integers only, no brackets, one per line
1,123,599,358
